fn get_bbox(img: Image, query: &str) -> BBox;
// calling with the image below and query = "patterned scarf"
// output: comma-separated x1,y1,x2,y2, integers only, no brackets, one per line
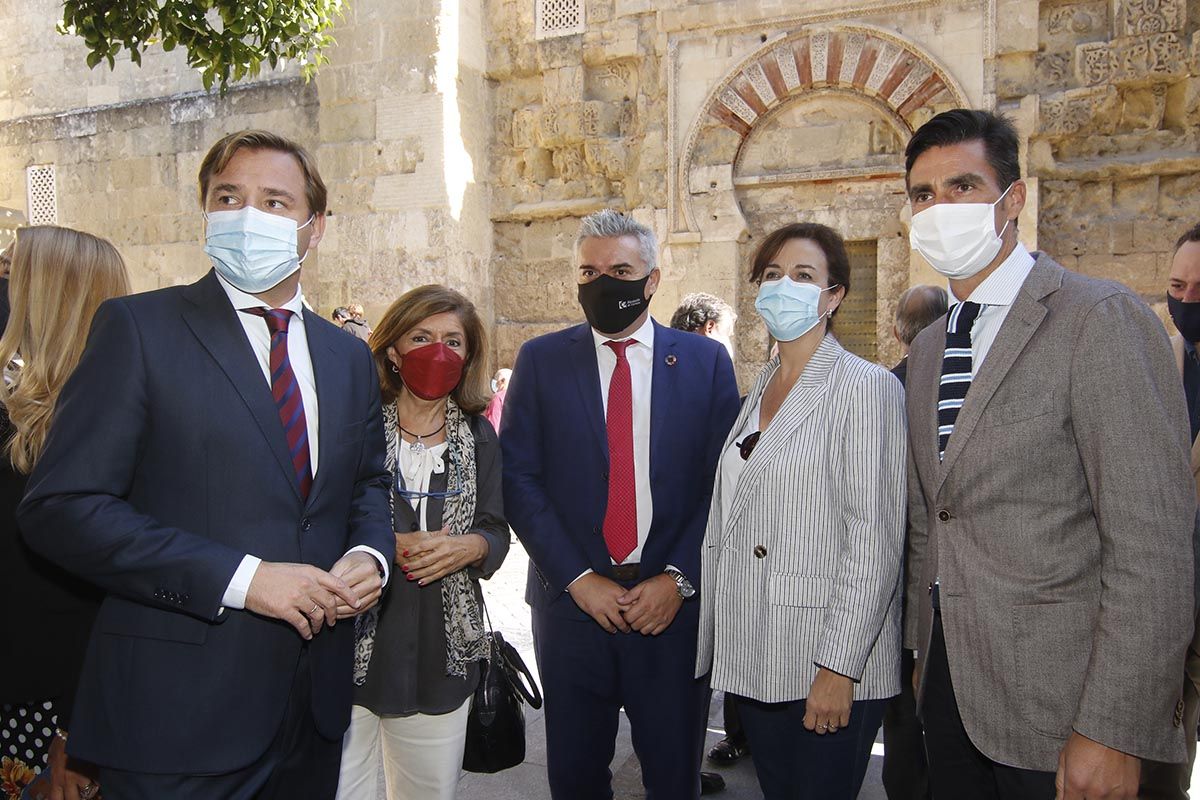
353,396,489,684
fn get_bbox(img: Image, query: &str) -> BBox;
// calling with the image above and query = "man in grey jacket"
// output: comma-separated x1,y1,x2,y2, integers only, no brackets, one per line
903,109,1195,800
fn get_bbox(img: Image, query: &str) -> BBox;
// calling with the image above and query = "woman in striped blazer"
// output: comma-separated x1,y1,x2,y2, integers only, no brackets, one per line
696,222,907,799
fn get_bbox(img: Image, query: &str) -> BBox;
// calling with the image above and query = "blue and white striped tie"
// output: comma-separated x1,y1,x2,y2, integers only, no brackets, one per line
937,301,984,460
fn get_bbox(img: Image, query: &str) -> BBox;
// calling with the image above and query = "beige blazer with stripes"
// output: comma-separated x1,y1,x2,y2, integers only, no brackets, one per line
695,335,907,704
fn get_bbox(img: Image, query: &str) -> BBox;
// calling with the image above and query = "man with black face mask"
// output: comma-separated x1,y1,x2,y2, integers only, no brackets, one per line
1140,222,1200,800
501,209,740,799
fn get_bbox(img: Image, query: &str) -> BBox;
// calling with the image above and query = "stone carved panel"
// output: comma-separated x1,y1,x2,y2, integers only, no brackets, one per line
888,62,934,108
1112,32,1188,80
810,32,830,85
775,44,800,90
552,146,586,181
1076,42,1112,85
746,63,776,108
1046,4,1105,35
866,43,903,94
720,88,759,125
840,32,867,86
1118,0,1184,35
1040,86,1120,136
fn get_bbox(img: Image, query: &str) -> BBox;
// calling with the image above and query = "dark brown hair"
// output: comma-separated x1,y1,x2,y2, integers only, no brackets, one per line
370,285,491,414
748,222,851,328
198,129,328,215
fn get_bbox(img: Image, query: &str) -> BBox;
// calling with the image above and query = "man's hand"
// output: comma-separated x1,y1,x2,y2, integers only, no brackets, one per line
23,732,99,800
568,573,632,633
1056,732,1140,799
804,667,854,735
617,574,683,635
397,527,489,585
244,561,361,639
331,551,384,619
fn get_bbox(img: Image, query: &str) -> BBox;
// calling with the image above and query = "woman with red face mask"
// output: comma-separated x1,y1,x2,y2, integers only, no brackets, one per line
336,285,509,800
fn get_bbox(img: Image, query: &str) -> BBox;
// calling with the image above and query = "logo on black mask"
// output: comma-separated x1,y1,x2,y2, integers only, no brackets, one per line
578,273,653,334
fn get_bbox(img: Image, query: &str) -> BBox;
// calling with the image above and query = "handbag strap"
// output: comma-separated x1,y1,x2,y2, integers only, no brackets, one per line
477,592,544,710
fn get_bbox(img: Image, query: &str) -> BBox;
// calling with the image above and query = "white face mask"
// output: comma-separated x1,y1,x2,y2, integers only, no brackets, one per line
204,206,314,294
909,184,1013,280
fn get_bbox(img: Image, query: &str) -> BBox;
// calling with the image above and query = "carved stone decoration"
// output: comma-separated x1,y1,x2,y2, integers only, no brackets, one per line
1076,42,1112,86
810,32,830,85
1039,85,1120,136
720,87,759,125
1118,0,1185,36
840,32,867,85
775,43,801,90
888,62,934,109
552,146,586,181
1109,32,1187,81
746,63,777,108
866,42,903,94
1047,5,1101,35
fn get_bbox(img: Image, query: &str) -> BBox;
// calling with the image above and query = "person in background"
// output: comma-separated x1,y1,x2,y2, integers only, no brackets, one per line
697,222,906,800
502,209,740,799
889,285,947,386
337,285,508,800
339,304,372,343
879,284,946,800
903,109,1193,800
1,226,129,800
17,129,394,798
1140,222,1200,800
0,243,12,336
483,367,511,434
670,291,741,796
670,291,736,359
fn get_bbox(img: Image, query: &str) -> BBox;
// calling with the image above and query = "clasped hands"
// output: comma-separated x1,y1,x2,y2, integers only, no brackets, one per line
245,551,383,640
395,527,489,586
568,572,682,635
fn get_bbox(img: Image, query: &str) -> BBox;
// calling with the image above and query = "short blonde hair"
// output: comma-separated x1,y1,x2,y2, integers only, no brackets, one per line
0,226,130,473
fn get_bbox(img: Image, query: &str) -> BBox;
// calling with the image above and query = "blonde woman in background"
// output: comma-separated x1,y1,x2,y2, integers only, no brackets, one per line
0,226,129,800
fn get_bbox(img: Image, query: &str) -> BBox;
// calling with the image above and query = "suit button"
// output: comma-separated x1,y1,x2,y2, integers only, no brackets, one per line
937,509,952,522
753,545,767,559
410,522,419,532
301,517,312,532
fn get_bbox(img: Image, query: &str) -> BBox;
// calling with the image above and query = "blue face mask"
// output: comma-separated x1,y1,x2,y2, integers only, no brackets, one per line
204,206,314,294
754,277,839,343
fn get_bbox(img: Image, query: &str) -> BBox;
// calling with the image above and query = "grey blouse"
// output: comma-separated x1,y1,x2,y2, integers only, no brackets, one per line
354,414,509,716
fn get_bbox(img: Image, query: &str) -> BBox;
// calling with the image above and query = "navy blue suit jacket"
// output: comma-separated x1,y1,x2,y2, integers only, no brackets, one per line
18,270,394,774
501,320,739,621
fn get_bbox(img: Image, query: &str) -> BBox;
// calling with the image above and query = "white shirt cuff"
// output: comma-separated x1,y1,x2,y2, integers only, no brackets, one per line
568,568,594,590
221,554,262,610
347,545,390,587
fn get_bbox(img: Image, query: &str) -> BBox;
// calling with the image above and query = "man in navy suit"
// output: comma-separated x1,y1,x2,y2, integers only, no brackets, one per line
18,130,394,798
501,209,740,799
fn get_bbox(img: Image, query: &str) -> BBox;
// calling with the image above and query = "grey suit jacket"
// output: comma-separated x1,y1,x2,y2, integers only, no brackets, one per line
697,336,907,703
904,253,1196,771
1170,334,1200,499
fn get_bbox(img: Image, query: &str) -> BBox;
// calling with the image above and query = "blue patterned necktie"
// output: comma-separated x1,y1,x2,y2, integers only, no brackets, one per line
937,301,984,461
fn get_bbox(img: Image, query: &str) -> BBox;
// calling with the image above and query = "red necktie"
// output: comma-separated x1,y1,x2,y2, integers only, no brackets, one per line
244,307,313,500
603,339,638,563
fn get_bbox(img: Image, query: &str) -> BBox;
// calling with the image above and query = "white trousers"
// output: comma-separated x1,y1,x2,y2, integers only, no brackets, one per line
335,699,471,800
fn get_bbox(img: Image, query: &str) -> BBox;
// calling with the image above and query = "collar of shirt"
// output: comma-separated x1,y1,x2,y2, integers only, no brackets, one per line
591,314,656,352
214,271,306,316
950,242,1035,307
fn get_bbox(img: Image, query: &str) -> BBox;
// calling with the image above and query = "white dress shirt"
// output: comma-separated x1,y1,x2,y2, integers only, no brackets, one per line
949,243,1036,375
215,273,388,609
719,397,759,525
592,316,656,566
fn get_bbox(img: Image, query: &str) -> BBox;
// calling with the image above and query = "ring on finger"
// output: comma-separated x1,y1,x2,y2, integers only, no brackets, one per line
80,782,98,800
308,603,321,616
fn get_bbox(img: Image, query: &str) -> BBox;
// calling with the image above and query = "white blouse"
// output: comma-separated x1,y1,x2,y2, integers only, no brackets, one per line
719,397,761,525
397,433,449,532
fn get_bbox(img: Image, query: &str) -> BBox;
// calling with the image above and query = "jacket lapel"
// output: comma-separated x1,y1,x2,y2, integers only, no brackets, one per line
721,336,841,539
180,271,302,501
907,319,946,486
568,324,608,462
935,255,1060,490
648,321,678,468
305,309,341,508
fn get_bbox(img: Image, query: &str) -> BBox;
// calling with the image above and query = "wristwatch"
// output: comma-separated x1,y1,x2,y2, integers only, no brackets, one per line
664,567,696,599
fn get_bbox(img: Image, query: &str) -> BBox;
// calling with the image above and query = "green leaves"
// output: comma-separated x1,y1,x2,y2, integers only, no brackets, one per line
60,0,345,93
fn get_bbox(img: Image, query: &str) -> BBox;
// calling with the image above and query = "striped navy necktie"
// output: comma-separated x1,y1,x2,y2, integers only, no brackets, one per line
937,301,984,461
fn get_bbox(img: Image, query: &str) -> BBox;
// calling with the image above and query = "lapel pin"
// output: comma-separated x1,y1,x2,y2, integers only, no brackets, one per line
665,355,677,367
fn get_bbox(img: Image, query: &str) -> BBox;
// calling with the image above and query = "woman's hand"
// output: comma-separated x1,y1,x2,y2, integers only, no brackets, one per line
24,731,100,799
804,666,854,735
397,528,489,584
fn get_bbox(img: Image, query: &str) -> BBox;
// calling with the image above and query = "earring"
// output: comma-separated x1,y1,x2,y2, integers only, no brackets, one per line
391,363,400,374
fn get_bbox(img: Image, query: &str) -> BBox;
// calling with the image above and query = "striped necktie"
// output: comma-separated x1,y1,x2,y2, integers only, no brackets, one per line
937,301,984,461
243,307,314,499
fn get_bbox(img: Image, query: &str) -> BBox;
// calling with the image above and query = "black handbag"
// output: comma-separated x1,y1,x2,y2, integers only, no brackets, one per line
461,621,543,773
